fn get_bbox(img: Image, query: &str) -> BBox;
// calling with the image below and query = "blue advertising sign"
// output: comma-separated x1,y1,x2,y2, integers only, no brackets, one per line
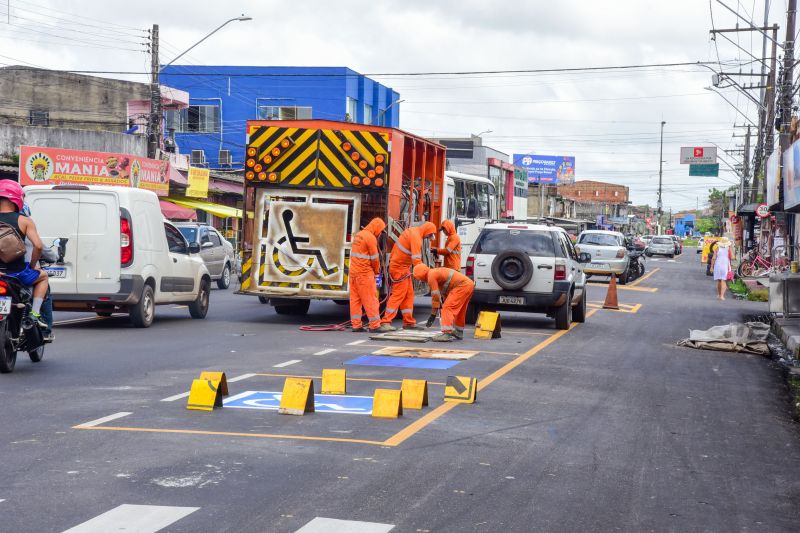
514,154,576,184
224,390,374,415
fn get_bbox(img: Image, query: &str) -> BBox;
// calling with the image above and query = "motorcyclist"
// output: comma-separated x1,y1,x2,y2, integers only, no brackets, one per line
0,181,49,327
22,203,55,342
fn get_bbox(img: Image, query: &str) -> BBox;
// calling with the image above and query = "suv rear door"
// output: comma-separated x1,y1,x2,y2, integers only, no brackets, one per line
473,227,556,294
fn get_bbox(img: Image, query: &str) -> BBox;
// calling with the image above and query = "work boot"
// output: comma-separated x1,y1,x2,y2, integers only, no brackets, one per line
375,324,396,333
351,327,366,332
432,332,455,342
452,330,464,340
403,325,425,331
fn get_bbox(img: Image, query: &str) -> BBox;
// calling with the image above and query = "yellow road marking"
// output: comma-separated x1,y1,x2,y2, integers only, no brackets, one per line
72,425,387,446
588,283,658,293
254,373,447,386
382,309,597,447
587,303,642,314
628,267,660,287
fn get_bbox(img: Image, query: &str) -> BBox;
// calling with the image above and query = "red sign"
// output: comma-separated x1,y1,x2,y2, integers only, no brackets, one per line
19,146,170,196
756,203,770,218
730,215,739,224
694,147,704,158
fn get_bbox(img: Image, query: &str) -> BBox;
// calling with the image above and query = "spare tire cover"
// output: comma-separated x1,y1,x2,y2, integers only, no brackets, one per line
491,250,534,291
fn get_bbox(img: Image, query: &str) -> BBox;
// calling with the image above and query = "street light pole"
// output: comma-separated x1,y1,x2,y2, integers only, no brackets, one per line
147,15,252,158
657,120,665,233
377,99,404,126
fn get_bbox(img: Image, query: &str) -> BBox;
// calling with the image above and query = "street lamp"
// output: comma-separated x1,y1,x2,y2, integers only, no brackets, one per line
657,120,665,232
377,99,404,126
162,15,253,70
472,129,492,137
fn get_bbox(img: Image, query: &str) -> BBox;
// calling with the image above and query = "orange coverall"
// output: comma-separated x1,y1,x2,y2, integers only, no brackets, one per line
349,218,385,330
413,264,475,337
381,221,437,327
437,219,462,271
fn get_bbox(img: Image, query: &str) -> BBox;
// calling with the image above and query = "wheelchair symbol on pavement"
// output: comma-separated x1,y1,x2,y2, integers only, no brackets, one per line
272,209,340,278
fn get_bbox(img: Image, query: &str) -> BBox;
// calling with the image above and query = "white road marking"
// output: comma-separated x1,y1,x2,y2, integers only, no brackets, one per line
347,340,366,346
295,517,395,533
54,316,107,326
313,348,336,356
62,504,199,533
75,412,132,428
668,259,676,263
223,390,255,403
172,305,188,309
274,359,301,368
160,391,190,402
0,499,4,503
227,372,257,383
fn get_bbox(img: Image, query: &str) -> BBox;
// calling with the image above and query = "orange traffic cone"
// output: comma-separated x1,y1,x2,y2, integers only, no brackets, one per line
603,274,620,310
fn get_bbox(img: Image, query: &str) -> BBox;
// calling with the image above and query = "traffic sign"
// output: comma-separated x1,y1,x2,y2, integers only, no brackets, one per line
680,146,717,164
730,215,739,224
223,390,374,415
689,163,719,177
756,204,770,218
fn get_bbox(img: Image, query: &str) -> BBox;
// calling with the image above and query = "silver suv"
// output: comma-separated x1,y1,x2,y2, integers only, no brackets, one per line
175,223,235,289
466,223,590,330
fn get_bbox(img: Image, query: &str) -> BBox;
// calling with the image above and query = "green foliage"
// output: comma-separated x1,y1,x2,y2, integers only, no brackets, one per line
695,217,718,234
747,289,769,302
683,239,699,247
728,278,749,296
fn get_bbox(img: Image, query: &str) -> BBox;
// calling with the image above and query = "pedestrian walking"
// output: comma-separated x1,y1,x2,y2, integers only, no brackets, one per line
706,239,719,276
711,237,733,300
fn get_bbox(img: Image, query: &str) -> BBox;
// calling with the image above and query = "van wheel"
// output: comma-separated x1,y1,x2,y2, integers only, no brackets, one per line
554,292,572,330
274,300,310,316
130,285,155,328
217,264,231,290
189,279,210,319
573,290,587,323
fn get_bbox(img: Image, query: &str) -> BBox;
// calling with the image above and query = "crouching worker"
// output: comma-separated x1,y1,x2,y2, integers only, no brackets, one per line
413,264,474,342
350,217,394,333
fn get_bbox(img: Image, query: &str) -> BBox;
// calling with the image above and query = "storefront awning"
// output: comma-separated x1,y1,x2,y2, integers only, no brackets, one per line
160,200,197,221
737,203,759,215
209,178,243,195
167,197,242,219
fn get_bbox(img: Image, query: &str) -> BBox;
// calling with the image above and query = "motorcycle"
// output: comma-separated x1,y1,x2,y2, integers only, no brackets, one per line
627,249,646,282
0,238,66,373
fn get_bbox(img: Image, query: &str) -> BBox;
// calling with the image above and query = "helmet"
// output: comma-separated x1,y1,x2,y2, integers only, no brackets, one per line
0,180,24,212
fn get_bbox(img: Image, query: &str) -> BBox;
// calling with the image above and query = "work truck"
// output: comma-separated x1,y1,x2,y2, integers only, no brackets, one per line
237,119,446,315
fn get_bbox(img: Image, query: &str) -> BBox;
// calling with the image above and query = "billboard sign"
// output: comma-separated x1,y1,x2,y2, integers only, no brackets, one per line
19,146,169,196
680,146,717,164
688,163,719,176
514,154,575,184
785,139,800,210
766,150,781,207
187,167,209,199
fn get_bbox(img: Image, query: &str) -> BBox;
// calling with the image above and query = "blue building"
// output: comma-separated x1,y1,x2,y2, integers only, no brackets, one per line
159,66,401,169
673,213,696,237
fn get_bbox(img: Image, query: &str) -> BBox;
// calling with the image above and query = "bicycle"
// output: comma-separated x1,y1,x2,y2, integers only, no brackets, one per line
737,246,791,278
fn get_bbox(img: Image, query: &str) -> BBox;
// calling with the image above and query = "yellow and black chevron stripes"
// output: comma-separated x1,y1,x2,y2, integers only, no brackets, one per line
272,247,314,276
241,257,253,289
246,126,389,190
307,256,351,291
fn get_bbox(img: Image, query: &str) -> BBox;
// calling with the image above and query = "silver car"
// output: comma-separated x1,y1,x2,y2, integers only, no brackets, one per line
646,236,675,258
575,230,630,284
176,223,236,289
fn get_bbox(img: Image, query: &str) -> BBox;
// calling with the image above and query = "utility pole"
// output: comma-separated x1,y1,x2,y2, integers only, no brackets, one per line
742,125,751,204
758,24,780,201
780,1,796,162
147,24,161,160
657,120,665,233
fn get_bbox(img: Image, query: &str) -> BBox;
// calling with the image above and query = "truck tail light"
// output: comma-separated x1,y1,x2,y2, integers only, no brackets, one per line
466,255,475,278
120,216,133,267
616,248,625,259
554,263,567,280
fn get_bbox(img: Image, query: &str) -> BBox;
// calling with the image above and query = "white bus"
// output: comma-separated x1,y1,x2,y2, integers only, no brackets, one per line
443,171,497,269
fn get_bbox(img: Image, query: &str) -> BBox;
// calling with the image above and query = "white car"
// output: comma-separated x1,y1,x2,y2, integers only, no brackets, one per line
25,185,212,327
466,222,590,330
574,230,630,283
697,238,704,254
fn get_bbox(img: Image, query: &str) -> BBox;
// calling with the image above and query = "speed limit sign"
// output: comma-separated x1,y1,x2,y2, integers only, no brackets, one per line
756,204,770,218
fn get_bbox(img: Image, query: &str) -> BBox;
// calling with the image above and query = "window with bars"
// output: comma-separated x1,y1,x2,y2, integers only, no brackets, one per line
165,105,220,133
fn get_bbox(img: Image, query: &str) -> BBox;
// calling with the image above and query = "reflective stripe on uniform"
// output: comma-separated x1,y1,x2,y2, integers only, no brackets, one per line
446,247,455,253
385,307,397,314
401,308,413,314
411,254,422,259
431,290,441,296
395,242,412,256
352,252,379,260
441,270,455,296
368,315,381,322
351,315,362,320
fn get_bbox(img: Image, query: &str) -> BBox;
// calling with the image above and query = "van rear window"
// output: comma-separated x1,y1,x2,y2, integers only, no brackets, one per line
473,229,555,256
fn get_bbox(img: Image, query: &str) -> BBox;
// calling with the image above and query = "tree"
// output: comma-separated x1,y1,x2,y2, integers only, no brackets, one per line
695,217,718,234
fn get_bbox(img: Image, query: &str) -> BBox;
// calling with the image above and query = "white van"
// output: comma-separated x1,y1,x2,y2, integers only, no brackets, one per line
24,185,212,327
443,171,497,271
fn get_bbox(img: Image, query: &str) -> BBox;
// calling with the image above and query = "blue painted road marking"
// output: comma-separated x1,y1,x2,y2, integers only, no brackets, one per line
223,391,374,415
345,355,460,370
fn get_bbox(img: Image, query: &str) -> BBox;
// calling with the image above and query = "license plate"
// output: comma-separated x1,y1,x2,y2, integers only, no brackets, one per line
0,296,11,316
45,267,66,278
588,262,608,270
498,296,525,305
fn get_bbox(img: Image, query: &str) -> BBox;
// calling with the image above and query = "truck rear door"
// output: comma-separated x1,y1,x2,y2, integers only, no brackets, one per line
27,189,81,295
75,190,121,294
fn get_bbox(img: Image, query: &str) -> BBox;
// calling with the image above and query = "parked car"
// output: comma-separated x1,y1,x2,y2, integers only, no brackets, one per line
646,235,676,258
25,185,212,328
626,235,646,251
669,235,683,255
175,223,235,289
697,237,705,254
466,223,590,330
574,230,630,284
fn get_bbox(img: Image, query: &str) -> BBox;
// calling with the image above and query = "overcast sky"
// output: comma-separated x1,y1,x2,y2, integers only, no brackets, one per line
0,0,780,211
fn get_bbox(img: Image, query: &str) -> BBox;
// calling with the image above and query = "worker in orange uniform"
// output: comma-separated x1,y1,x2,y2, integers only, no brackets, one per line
350,218,395,333
436,219,462,271
381,221,437,330
413,263,475,342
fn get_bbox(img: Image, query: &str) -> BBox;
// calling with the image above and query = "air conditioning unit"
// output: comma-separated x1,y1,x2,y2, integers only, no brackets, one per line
218,150,232,167
190,150,206,166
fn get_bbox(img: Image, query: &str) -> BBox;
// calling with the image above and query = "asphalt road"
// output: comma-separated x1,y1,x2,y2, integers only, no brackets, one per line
2,253,799,532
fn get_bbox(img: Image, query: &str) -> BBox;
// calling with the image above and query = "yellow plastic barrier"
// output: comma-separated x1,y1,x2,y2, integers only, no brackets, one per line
474,311,501,339
401,379,429,410
372,389,403,418
278,377,315,416
444,375,477,404
199,371,228,396
186,379,224,411
321,368,346,395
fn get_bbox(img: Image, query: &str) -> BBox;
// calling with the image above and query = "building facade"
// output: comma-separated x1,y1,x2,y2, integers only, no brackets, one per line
557,180,630,226
158,66,401,170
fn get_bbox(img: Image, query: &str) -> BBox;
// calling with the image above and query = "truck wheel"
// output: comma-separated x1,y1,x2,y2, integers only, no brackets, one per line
554,292,572,330
573,290,587,323
274,300,310,316
189,278,210,319
130,285,155,328
258,296,269,304
217,264,231,290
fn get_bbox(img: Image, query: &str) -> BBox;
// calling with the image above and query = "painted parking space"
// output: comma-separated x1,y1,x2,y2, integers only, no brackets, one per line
224,390,374,415
345,355,461,370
